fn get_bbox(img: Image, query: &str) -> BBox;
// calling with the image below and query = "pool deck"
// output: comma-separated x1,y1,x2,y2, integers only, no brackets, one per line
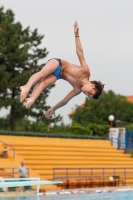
44,186,133,195
1,186,133,197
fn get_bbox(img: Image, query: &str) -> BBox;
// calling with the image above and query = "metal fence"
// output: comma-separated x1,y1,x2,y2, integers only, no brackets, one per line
53,167,133,187
0,130,109,140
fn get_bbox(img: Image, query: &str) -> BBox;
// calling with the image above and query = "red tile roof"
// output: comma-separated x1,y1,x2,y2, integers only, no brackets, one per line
126,96,133,103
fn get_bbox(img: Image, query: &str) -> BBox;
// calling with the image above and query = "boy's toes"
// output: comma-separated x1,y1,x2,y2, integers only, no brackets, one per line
25,98,28,103
20,95,25,102
26,104,30,109
20,98,23,102
25,102,30,109
20,97,23,102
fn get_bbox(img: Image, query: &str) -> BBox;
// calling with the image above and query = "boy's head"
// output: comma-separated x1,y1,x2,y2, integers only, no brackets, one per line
81,81,104,99
91,81,104,99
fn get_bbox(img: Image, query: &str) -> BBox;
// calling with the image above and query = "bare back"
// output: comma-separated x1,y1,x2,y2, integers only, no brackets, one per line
60,60,90,90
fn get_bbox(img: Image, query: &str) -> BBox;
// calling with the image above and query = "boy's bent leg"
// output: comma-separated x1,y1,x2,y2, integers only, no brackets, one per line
20,59,59,102
25,74,57,109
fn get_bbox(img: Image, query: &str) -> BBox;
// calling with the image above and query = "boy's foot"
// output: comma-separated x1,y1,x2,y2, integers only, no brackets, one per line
20,86,30,102
25,98,35,109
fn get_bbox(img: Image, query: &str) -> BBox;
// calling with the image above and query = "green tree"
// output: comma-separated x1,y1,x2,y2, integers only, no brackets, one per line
126,124,133,131
86,123,109,136
0,116,10,130
70,90,133,126
0,6,62,130
71,122,90,135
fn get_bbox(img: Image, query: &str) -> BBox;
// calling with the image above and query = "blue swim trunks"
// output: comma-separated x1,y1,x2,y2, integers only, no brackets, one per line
48,58,62,80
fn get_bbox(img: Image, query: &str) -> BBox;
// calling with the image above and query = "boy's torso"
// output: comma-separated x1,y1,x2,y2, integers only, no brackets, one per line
60,60,90,89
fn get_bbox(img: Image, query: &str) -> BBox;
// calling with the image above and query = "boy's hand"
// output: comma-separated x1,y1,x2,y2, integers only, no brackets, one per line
45,108,55,118
73,21,79,36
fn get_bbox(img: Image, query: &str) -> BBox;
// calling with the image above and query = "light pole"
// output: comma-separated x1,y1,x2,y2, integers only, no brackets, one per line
108,115,115,128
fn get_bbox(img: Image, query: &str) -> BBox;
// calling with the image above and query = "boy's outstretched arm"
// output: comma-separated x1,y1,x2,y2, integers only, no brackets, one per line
45,89,81,118
74,21,90,72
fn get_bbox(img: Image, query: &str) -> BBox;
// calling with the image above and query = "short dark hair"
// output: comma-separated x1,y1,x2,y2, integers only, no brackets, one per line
91,81,105,99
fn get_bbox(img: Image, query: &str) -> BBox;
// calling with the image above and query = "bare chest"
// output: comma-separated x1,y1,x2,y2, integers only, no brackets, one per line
61,65,90,87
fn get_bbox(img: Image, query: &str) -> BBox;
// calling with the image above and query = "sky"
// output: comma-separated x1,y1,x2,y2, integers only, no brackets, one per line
0,0,133,124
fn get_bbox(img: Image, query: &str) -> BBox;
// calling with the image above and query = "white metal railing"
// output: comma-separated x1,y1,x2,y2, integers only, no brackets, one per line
3,177,40,195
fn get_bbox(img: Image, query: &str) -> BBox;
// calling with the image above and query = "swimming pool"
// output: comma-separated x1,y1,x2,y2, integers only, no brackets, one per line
1,192,133,200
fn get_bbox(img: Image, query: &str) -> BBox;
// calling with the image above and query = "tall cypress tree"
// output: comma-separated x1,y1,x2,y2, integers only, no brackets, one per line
0,7,62,130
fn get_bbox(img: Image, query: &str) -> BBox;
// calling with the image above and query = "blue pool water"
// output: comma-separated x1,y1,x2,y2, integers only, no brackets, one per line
1,192,133,200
